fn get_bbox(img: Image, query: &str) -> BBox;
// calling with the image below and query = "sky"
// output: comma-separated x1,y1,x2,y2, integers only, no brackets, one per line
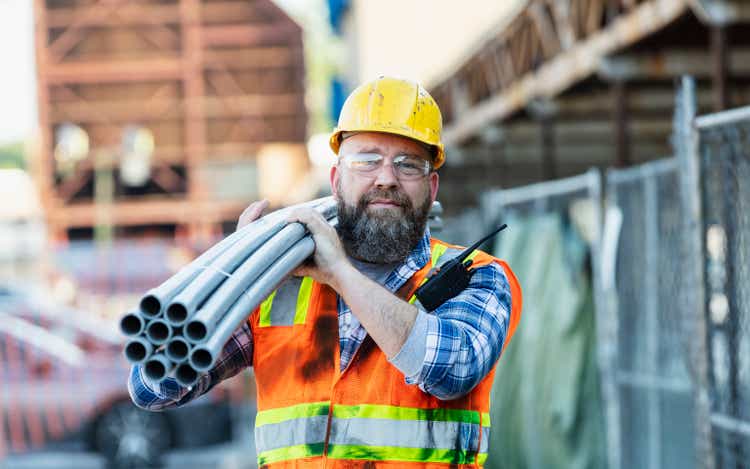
0,0,37,145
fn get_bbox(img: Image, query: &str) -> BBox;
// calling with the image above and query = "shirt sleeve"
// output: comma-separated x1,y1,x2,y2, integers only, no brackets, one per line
128,321,254,410
388,262,512,400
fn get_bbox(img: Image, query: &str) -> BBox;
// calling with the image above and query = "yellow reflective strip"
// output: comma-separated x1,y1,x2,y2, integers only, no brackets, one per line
408,294,417,304
430,243,449,267
255,401,330,427
482,412,491,428
257,443,325,466
478,452,489,465
258,290,276,327
333,403,480,424
293,277,313,325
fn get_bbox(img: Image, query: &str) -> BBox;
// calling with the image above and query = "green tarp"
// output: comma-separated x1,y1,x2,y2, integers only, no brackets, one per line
486,212,606,469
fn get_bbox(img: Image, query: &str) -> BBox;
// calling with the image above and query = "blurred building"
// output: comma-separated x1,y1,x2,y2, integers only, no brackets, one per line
32,0,310,243
331,0,750,214
0,169,46,282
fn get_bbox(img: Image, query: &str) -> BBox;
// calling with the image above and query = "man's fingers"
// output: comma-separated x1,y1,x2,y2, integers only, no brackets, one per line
286,208,330,234
237,199,269,229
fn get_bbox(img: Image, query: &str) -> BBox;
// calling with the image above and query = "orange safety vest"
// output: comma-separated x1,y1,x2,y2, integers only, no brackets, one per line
249,238,522,468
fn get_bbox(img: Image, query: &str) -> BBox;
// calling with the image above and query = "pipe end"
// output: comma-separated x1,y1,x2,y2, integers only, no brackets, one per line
190,347,214,372
140,295,162,318
146,320,171,345
175,363,199,387
144,357,170,382
185,321,208,343
166,339,190,362
120,313,144,337
166,302,189,326
124,340,150,364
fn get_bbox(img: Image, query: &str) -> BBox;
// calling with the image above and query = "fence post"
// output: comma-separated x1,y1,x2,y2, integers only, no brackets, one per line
589,168,622,469
675,76,714,469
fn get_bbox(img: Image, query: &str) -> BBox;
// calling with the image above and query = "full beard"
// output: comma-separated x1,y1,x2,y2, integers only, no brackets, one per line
335,183,432,264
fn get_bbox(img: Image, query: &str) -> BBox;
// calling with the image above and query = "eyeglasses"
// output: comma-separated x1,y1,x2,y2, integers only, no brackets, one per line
340,152,432,180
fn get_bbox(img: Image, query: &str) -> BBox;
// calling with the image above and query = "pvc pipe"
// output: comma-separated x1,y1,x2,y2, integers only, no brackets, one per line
124,337,153,364
140,197,332,317
165,336,192,363
175,362,200,387
119,310,146,337
190,236,316,372
145,319,174,346
184,223,307,343
165,199,337,327
143,354,173,383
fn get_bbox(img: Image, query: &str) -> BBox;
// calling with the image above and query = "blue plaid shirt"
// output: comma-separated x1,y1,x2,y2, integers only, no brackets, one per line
128,229,512,409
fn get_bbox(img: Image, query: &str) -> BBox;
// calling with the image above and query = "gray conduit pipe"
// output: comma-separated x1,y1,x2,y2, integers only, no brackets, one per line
145,319,174,346
183,209,337,343
189,235,317,374
124,337,154,364
139,197,331,318
120,311,146,337
143,353,173,383
165,336,192,363
165,198,337,327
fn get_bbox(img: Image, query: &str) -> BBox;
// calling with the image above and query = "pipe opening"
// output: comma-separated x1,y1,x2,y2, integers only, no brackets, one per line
166,303,189,325
146,321,170,343
167,340,189,360
125,341,147,362
120,314,144,336
185,321,207,343
140,295,162,318
191,348,213,371
144,359,167,381
175,363,199,387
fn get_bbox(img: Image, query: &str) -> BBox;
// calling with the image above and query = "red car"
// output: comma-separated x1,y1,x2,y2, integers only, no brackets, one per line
0,299,255,468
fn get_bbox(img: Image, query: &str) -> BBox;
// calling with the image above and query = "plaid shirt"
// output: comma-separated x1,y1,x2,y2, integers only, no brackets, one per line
128,229,512,409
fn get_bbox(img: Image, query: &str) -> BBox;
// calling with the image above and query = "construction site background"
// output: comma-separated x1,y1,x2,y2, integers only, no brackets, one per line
1,1,749,468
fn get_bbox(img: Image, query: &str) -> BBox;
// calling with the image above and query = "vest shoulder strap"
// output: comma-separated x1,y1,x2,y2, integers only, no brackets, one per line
257,276,315,327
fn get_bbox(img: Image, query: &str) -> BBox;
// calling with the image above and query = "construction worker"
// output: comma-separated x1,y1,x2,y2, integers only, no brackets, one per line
128,76,522,467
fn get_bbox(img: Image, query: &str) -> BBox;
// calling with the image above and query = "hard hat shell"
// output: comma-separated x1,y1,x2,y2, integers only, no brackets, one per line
329,76,446,169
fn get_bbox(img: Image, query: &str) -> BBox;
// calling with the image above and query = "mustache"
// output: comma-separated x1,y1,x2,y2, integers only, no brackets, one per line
359,188,411,209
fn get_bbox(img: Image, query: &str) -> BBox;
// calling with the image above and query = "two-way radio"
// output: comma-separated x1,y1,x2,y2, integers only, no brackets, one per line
414,224,508,311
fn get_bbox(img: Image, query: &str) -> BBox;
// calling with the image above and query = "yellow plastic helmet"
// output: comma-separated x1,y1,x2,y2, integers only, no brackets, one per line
329,76,446,169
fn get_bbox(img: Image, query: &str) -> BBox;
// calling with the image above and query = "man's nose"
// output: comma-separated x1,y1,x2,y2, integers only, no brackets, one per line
372,161,399,187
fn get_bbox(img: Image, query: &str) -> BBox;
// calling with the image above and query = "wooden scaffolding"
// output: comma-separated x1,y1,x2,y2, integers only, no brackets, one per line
33,0,308,242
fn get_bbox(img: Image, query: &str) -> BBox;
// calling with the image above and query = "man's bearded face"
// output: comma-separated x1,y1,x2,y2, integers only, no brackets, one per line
335,179,432,264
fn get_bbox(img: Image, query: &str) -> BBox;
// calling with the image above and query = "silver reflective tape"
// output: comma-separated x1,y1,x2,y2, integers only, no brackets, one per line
329,417,481,452
269,277,303,326
254,415,329,453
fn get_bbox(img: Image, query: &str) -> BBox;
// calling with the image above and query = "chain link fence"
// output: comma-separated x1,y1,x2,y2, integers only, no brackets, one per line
601,157,698,469
694,101,750,469
439,76,749,468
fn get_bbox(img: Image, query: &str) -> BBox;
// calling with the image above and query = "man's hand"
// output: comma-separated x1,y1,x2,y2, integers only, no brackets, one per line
286,207,352,289
237,199,269,230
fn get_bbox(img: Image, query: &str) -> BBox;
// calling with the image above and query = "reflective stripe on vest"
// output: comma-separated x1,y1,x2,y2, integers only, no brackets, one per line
255,402,491,465
408,243,481,305
258,276,314,327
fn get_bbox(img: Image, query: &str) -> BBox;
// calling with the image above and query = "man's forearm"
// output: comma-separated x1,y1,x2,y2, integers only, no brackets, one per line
332,263,419,359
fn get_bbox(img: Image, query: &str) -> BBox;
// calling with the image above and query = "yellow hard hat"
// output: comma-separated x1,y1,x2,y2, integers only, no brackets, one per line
329,76,446,169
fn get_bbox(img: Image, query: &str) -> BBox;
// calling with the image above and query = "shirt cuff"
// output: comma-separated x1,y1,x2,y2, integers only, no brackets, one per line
388,309,435,379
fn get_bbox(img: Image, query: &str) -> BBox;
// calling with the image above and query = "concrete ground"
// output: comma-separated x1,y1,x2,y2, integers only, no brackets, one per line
2,440,258,469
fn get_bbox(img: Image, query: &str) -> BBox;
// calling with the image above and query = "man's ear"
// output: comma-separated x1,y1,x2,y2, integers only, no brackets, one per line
330,164,340,197
429,171,439,202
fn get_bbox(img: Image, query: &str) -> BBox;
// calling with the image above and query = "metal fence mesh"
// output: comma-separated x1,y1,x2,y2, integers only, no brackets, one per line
606,159,697,469
699,115,750,468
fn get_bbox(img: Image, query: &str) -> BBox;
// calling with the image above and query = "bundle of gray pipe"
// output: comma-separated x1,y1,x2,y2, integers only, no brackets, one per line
120,197,443,387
